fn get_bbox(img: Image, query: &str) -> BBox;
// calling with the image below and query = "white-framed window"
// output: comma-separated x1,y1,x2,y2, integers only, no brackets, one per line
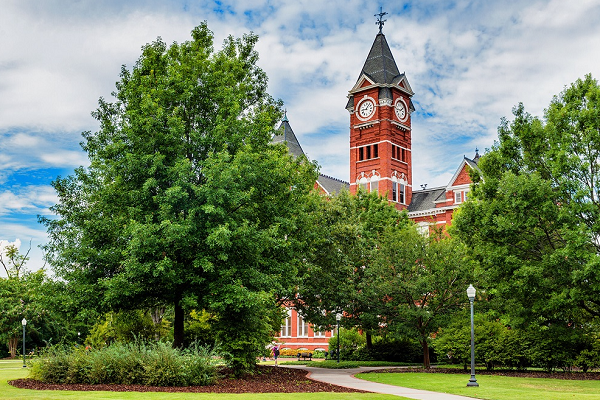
297,314,309,337
358,176,368,191
313,327,326,337
370,171,380,194
280,308,292,338
454,190,468,204
416,222,430,237
392,181,406,204
391,172,407,204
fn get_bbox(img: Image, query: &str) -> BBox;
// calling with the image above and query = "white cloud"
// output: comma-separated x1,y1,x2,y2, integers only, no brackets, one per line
0,185,57,216
1,0,600,269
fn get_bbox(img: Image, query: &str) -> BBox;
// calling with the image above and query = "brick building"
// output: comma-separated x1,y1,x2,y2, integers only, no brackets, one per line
272,28,479,352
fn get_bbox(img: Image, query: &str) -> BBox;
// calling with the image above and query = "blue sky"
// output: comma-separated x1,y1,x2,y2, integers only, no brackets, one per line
1,0,600,273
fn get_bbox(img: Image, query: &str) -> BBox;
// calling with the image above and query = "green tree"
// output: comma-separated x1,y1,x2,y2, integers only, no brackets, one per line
0,270,63,358
294,189,409,348
0,239,31,279
41,22,318,369
372,228,475,368
453,74,600,328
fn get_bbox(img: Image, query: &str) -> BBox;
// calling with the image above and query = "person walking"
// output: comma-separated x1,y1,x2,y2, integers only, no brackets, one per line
272,344,280,366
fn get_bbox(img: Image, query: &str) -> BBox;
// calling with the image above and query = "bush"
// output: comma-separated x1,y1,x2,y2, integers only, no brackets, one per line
30,341,218,386
328,329,365,360
363,337,423,363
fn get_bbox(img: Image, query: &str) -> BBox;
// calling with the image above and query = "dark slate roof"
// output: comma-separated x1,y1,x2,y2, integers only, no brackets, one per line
357,33,403,85
407,187,446,212
272,120,306,158
345,95,354,110
317,174,350,195
379,86,392,100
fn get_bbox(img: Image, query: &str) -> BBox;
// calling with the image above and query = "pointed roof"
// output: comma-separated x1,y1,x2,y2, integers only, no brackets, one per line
272,117,350,195
272,119,306,158
357,33,402,85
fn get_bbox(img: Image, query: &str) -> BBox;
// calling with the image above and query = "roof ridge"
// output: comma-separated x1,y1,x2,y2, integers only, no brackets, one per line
319,173,349,185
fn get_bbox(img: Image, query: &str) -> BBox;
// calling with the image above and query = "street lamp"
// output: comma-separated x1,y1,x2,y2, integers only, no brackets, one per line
466,284,478,387
21,318,27,368
335,313,342,363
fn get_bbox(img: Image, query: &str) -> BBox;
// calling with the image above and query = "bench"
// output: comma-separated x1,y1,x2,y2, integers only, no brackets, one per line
297,352,313,361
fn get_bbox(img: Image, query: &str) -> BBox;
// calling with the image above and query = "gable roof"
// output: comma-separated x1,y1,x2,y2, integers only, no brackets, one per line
446,154,481,190
317,173,350,195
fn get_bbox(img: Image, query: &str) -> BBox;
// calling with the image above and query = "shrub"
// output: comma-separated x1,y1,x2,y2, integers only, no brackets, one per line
364,337,423,363
30,341,218,386
328,329,365,360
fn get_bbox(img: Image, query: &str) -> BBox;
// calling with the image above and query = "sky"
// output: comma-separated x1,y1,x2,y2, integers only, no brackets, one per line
1,0,600,274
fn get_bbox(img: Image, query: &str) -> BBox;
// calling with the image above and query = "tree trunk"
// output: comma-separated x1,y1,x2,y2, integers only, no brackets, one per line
366,331,373,350
8,336,18,358
173,301,184,348
421,340,431,369
150,306,166,341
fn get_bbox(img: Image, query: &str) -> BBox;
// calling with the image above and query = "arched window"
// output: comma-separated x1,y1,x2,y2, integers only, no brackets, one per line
370,171,380,193
391,172,407,204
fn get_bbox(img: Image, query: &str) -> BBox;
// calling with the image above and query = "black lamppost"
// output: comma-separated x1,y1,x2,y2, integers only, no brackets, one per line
21,318,27,368
466,284,479,387
336,313,342,363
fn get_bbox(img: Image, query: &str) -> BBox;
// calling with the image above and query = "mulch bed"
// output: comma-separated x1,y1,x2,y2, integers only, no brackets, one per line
9,365,365,393
364,367,600,380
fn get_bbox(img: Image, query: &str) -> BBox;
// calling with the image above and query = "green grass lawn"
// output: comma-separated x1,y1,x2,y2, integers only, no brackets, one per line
357,370,600,400
0,360,396,400
279,360,414,369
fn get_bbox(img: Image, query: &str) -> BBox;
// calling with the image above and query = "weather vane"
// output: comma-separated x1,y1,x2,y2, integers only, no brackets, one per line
375,7,388,34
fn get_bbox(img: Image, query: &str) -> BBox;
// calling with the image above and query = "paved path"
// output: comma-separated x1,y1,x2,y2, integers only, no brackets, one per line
281,365,478,400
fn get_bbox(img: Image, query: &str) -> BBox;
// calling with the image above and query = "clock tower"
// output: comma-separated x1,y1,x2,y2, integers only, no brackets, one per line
347,23,414,210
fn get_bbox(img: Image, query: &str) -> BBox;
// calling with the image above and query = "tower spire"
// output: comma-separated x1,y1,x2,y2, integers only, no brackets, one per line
375,7,388,34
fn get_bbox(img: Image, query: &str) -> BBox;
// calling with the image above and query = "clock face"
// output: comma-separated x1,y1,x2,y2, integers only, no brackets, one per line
395,99,407,121
358,99,375,119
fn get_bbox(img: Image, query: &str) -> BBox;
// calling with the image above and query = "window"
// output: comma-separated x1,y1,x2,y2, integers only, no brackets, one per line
280,309,292,337
392,144,406,162
392,180,406,204
370,179,379,193
298,314,308,337
358,144,379,161
455,190,468,204
358,176,368,191
314,329,326,338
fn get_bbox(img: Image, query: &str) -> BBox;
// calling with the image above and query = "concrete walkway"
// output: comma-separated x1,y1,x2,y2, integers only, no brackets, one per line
281,365,478,400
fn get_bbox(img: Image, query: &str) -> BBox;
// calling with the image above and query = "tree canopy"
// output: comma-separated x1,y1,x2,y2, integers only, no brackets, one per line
453,74,600,327
42,23,318,368
294,189,409,340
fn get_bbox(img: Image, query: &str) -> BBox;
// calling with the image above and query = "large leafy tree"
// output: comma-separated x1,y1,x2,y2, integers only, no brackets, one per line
42,23,318,359
294,190,409,347
453,74,600,327
372,228,475,368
